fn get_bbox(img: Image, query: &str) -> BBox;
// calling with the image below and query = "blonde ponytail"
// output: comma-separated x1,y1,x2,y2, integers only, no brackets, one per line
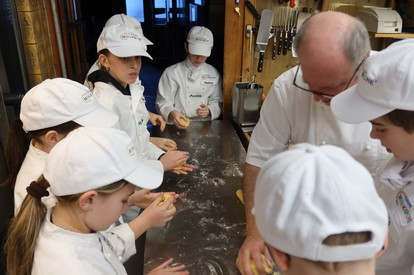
5,175,50,275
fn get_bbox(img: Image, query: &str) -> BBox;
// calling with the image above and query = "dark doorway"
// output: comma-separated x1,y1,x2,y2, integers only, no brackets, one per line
81,0,224,74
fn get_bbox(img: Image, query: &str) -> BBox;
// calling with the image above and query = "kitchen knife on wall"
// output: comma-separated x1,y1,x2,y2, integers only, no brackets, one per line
256,9,274,72
288,9,299,50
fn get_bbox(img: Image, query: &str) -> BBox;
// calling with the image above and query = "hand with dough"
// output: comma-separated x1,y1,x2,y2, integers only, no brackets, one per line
159,148,195,174
128,189,178,209
137,193,176,229
150,137,177,152
169,110,190,129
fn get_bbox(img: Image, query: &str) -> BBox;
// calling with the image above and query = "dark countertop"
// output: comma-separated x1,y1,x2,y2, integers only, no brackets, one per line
144,120,246,274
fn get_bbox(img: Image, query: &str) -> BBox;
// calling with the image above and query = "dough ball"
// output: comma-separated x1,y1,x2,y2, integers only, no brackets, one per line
179,117,190,127
173,161,186,170
158,194,173,209
250,254,274,275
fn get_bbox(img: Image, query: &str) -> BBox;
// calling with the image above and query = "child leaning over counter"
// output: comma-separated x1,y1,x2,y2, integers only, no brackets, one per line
331,39,414,275
253,143,388,275
88,23,193,174
2,78,118,214
84,13,176,151
5,127,188,275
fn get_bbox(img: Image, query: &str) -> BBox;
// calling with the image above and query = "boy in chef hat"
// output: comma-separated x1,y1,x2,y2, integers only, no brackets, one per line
156,26,223,129
331,38,414,275
253,143,388,275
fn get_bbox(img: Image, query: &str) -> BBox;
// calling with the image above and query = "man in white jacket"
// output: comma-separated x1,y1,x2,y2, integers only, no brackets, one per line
236,11,390,275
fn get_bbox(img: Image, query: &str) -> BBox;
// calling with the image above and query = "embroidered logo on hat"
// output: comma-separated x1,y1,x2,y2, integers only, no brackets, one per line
127,142,136,157
120,32,141,41
195,37,210,43
361,70,377,86
81,91,93,103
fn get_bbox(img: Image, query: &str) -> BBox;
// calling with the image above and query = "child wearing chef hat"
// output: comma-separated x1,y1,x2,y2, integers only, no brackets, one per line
2,78,119,214
84,13,177,153
6,127,187,275
88,23,194,222
156,26,223,129
253,143,388,275
88,23,193,172
331,38,414,275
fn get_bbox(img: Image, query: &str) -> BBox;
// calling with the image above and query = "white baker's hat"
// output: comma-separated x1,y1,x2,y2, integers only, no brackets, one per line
44,127,163,196
20,78,118,132
331,39,414,123
104,13,153,45
253,143,388,262
186,26,213,57
97,24,153,59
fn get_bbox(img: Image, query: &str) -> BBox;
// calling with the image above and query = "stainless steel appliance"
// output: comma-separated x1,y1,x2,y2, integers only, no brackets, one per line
232,81,263,127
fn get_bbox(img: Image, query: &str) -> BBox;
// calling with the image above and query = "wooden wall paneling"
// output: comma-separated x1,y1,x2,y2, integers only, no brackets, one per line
322,0,329,11
240,0,255,83
44,0,63,77
57,0,74,80
223,0,245,119
16,0,56,87
242,1,318,95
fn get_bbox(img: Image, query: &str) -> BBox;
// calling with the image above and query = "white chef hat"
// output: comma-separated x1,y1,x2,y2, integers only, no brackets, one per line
104,13,153,45
20,78,118,132
44,127,163,196
186,26,213,57
253,143,388,262
97,24,152,59
332,39,414,123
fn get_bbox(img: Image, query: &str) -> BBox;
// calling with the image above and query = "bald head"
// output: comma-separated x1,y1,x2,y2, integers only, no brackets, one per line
294,11,370,68
292,11,370,105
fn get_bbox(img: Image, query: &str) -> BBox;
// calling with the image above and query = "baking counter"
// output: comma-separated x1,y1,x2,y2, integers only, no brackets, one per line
144,120,246,274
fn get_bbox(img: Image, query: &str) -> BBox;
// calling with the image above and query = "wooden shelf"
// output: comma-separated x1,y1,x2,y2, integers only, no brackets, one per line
368,32,414,38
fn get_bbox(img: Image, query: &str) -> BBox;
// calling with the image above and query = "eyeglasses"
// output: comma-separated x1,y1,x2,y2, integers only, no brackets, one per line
292,58,365,99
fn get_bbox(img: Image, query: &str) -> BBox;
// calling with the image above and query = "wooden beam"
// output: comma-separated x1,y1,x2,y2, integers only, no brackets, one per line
223,0,245,119
322,0,330,11
44,0,63,77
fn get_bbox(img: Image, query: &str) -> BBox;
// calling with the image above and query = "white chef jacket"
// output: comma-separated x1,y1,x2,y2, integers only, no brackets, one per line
156,57,223,123
84,59,100,90
14,141,56,215
247,66,390,178
92,81,164,161
375,159,414,275
32,209,135,274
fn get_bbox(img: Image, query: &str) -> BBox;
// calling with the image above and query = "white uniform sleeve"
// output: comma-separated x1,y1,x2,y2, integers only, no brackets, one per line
101,223,136,263
206,72,223,120
246,79,291,168
148,142,165,160
156,68,179,122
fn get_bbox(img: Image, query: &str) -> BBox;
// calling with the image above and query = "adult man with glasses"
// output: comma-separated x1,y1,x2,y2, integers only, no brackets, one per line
236,11,390,275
